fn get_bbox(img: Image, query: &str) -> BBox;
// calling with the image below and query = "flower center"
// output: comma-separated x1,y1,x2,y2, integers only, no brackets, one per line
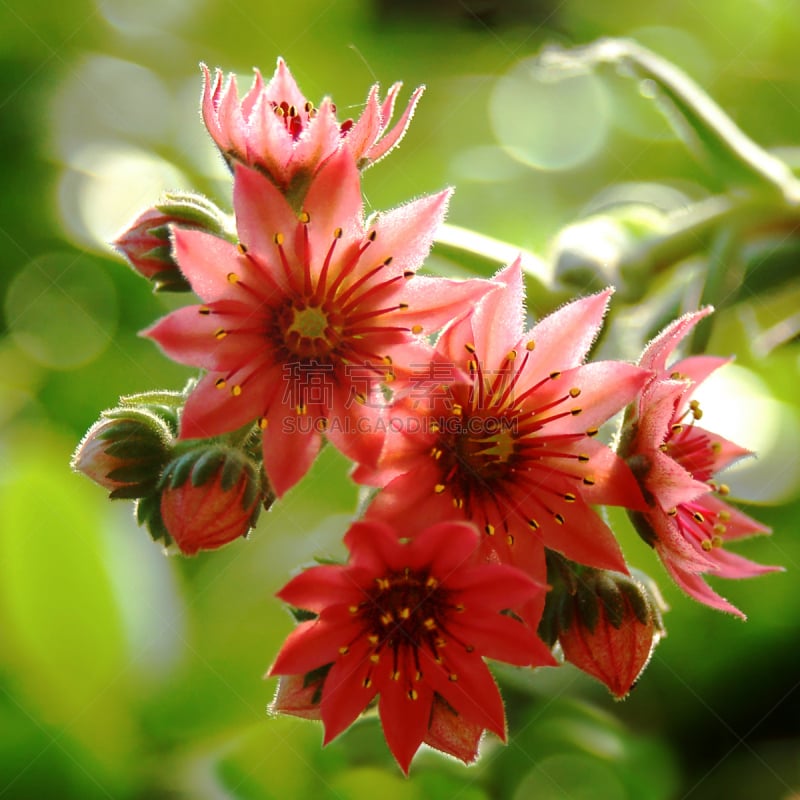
276,300,343,360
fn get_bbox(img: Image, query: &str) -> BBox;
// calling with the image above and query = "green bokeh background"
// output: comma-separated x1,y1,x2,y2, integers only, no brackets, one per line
1,1,798,798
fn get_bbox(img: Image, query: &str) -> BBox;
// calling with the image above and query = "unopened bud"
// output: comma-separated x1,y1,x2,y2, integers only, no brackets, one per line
157,446,268,555
113,192,233,292
557,569,665,698
71,408,172,498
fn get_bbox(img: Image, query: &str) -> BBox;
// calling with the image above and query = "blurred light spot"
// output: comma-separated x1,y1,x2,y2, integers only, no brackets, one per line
582,181,691,216
97,0,200,35
609,26,712,142
692,364,800,502
450,145,525,183
58,143,187,252
513,754,626,800
51,55,172,160
5,252,117,370
490,56,609,171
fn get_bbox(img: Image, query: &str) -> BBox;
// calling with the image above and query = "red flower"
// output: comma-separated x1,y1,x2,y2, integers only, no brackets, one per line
621,308,781,617
267,519,554,774
145,149,492,496
359,260,650,624
202,58,423,196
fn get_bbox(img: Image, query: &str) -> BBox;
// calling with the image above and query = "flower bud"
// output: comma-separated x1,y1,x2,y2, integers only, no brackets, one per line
556,569,665,698
113,192,233,292
157,446,267,555
71,408,172,499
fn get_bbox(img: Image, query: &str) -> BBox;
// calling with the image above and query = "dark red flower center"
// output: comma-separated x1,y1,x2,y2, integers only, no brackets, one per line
428,344,596,539
343,568,469,696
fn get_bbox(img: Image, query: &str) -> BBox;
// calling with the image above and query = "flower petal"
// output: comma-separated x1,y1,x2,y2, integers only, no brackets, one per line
378,673,433,774
277,565,367,613
639,308,713,373
454,610,555,667
262,405,324,497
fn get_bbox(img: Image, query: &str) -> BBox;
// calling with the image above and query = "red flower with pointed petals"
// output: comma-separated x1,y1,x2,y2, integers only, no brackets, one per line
622,308,781,618
268,519,554,774
145,150,492,497
202,58,423,195
361,260,651,624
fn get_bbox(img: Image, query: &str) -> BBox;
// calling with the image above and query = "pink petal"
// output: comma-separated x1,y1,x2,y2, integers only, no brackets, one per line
668,354,729,387
233,164,300,279
698,494,770,539
572,439,646,510
362,189,452,285
290,98,341,184
639,307,714,373
393,274,497,337
438,260,523,368
200,65,225,144
323,381,386,470
524,289,613,374
342,84,382,161
366,85,425,164
661,555,746,618
240,68,265,117
171,229,242,302
179,368,277,440
645,449,711,511
143,303,268,372
217,72,248,157
709,547,783,579
267,57,308,113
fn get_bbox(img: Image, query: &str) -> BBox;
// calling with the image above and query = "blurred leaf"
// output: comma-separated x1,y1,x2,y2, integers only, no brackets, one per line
0,432,135,773
543,38,800,200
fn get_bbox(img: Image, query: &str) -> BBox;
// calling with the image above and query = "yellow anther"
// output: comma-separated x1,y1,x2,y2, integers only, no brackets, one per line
399,607,411,620
273,232,284,245
564,493,576,503
485,523,495,536
528,518,539,530
215,378,227,389
380,613,393,626
554,513,565,525
434,483,446,494
338,646,349,655
526,340,535,351
231,385,242,396
226,272,239,283
423,618,436,630
214,328,227,340
411,324,423,335
465,342,476,354
199,306,211,315
569,387,581,398
369,653,380,664
299,211,310,223
550,371,561,380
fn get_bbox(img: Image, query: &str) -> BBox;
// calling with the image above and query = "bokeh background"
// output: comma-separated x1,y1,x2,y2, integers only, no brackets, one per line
1,0,798,798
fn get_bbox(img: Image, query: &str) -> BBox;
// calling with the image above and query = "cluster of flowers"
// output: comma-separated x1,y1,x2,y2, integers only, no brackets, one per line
73,59,778,773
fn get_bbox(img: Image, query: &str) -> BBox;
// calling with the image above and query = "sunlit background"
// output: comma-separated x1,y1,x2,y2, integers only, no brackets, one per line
1,0,798,798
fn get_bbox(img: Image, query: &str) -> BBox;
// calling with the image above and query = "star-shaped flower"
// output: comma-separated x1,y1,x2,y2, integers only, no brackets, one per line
358,260,650,624
202,58,423,199
267,519,554,773
145,149,491,496
621,308,781,617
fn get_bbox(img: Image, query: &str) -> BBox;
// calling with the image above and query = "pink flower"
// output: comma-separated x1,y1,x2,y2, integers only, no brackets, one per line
202,59,423,197
359,261,650,624
621,308,781,618
267,519,554,774
145,149,492,496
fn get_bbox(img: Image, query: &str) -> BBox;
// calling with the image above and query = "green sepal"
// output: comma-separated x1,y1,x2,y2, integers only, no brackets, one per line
595,574,625,629
289,606,317,623
135,493,173,545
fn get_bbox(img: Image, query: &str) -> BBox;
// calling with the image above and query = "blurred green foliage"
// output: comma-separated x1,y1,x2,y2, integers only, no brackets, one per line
1,0,798,798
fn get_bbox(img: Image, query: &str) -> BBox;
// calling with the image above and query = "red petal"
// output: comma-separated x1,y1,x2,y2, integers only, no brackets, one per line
277,565,366,613
423,695,484,764
378,675,433,774
661,555,746,618
406,521,480,577
320,643,378,743
420,647,506,740
454,610,556,667
262,406,323,497
269,611,352,676
446,564,543,612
